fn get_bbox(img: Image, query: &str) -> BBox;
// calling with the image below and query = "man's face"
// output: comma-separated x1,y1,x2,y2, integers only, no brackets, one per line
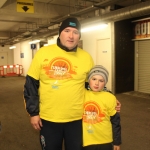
59,27,80,50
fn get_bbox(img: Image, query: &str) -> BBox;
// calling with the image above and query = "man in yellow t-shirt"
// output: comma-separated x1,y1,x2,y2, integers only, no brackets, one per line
24,17,94,150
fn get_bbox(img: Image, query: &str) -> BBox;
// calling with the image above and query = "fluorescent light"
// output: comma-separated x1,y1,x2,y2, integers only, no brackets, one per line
44,44,49,46
9,46,16,49
29,40,40,44
81,24,108,33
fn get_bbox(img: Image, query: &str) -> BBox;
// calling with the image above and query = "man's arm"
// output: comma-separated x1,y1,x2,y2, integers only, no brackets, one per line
24,75,39,116
24,75,42,130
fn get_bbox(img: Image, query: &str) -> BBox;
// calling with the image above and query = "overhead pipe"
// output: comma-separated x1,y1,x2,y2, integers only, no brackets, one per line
0,19,35,23
11,28,59,45
70,0,126,16
94,0,126,7
71,5,97,16
100,1,150,21
80,1,150,24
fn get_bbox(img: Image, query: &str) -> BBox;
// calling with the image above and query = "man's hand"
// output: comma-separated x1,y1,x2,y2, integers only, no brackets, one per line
30,115,43,130
116,100,121,113
114,145,120,150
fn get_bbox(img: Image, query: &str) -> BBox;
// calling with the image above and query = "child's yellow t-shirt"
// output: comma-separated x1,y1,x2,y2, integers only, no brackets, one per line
83,90,116,146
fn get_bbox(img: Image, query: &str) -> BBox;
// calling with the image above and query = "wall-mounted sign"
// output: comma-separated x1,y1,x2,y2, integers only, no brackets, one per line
17,0,34,13
31,44,36,50
132,17,150,40
102,50,107,53
20,53,24,58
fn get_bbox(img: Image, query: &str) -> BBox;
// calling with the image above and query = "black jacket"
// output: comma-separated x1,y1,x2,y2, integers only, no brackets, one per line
110,113,122,145
24,75,39,116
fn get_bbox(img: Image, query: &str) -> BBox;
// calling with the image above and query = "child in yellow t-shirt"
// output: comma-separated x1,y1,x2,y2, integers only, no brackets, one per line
82,65,121,150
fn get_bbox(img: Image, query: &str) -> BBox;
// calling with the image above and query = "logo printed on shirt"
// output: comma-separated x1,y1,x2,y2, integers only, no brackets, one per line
42,57,77,79
83,101,105,124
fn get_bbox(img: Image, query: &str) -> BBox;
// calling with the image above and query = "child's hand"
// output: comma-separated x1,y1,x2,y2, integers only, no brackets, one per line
114,145,120,150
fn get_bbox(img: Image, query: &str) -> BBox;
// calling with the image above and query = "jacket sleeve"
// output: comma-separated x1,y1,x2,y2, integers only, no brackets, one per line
110,112,122,145
85,82,89,89
23,75,39,116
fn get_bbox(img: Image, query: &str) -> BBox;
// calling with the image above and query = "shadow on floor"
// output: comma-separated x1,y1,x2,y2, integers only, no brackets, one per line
0,76,150,150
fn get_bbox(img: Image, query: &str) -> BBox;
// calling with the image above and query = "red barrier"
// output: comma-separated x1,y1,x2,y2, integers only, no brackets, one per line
0,64,23,77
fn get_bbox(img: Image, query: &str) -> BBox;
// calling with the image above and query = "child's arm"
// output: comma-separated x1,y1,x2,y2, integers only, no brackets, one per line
110,113,121,148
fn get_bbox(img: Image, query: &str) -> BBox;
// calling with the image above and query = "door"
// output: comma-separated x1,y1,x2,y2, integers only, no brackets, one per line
96,38,111,90
138,40,150,93
115,19,134,94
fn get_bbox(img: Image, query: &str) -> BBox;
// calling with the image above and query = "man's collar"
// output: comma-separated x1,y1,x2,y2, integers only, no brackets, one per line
57,37,77,52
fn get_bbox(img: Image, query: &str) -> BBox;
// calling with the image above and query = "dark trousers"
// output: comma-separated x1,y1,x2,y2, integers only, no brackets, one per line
40,119,82,150
82,143,113,150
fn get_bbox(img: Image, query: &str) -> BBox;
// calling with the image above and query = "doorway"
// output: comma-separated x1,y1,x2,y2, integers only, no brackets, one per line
115,19,134,94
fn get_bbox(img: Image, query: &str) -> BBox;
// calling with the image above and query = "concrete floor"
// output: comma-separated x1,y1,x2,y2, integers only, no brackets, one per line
0,76,150,150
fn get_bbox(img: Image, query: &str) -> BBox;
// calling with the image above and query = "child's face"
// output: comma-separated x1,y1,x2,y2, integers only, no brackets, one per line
89,75,105,92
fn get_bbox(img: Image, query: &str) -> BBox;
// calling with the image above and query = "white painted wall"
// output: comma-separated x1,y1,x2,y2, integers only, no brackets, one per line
12,40,40,76
20,41,33,76
48,36,57,45
14,43,21,65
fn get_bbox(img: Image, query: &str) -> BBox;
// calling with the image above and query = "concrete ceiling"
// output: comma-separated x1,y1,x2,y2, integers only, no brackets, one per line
0,0,149,45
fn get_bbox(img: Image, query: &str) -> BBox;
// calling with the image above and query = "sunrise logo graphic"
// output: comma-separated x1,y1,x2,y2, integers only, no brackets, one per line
43,57,77,79
83,101,105,124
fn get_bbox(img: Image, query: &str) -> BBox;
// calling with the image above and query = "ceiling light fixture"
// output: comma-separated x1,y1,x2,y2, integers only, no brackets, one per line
81,24,108,33
9,46,16,49
44,44,49,46
29,40,40,44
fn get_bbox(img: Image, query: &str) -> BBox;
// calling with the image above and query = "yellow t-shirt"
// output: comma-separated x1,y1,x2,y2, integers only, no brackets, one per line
27,44,94,122
83,90,116,146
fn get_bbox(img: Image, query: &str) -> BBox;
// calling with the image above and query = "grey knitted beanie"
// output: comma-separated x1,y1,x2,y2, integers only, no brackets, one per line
88,65,109,85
